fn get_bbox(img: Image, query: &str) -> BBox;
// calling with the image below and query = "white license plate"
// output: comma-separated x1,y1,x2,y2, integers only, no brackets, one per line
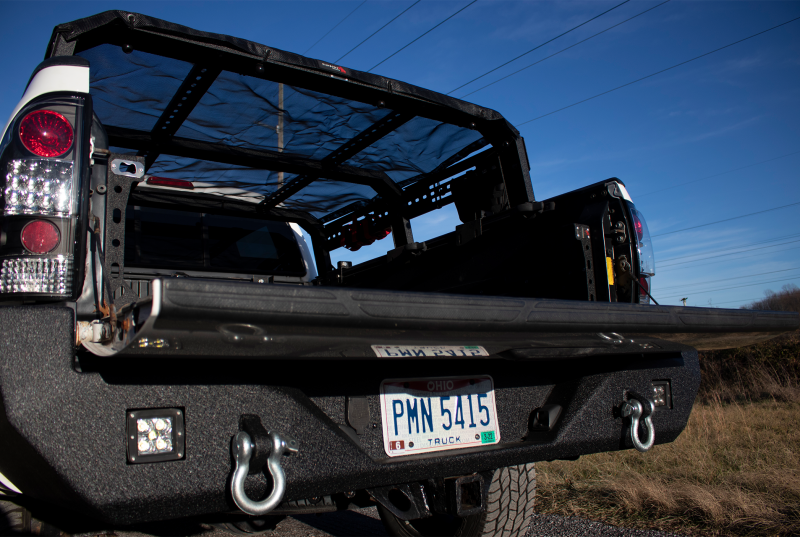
380,375,500,457
372,345,489,358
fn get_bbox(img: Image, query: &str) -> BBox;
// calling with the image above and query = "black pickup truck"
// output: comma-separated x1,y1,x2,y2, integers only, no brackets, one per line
0,11,796,536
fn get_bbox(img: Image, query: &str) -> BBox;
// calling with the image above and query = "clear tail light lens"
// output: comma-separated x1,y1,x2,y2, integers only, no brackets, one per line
1,256,73,295
1,98,85,301
629,208,655,276
5,159,74,216
639,275,651,305
19,110,74,157
629,207,655,304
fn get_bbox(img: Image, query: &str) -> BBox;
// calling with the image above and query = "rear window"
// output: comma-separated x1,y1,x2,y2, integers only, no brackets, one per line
124,206,306,275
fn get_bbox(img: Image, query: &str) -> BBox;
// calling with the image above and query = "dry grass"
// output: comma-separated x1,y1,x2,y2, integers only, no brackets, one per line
536,400,800,536
697,329,800,405
536,312,800,536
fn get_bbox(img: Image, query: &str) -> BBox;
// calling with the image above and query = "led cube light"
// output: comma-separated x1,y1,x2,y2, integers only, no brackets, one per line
127,408,185,464
5,159,74,216
651,381,672,409
0,255,72,295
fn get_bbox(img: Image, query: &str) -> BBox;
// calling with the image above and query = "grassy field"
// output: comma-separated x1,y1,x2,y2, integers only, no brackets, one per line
535,320,800,536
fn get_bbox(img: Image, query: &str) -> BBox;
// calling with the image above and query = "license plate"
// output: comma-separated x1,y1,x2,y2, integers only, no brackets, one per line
372,345,489,358
380,375,500,457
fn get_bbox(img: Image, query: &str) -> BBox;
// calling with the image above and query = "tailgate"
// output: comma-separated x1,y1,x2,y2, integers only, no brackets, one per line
92,278,800,357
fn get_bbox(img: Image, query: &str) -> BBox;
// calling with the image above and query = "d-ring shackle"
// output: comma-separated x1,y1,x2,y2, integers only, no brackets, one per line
231,431,299,515
621,392,655,452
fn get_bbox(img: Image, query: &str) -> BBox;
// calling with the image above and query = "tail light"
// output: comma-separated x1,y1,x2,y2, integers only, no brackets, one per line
21,220,60,253
145,176,194,189
629,207,655,304
339,216,391,251
5,159,74,216
638,275,651,303
19,110,74,157
0,97,88,300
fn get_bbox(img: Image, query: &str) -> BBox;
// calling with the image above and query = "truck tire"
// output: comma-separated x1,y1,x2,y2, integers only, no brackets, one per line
211,516,284,535
377,463,536,537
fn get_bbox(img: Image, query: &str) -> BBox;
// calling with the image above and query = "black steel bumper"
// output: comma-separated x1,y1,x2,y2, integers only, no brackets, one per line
0,296,796,525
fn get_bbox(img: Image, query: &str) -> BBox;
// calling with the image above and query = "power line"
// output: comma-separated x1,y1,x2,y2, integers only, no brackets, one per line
651,201,800,238
658,276,800,299
703,297,763,307
368,0,478,72
336,0,422,63
303,1,368,55
447,0,632,95
517,15,800,126
638,149,800,198
659,245,800,273
657,266,800,292
659,238,800,268
461,0,671,98
659,232,800,263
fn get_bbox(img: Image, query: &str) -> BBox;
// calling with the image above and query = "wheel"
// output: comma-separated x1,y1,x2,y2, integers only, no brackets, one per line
377,463,536,537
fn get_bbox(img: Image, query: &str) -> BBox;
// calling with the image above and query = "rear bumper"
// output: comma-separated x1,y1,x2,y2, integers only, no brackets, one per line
0,306,708,525
105,279,800,359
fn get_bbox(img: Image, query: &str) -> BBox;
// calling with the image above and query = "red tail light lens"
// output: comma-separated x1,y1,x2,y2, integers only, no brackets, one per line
21,220,60,254
340,216,391,251
146,176,194,189
631,212,644,242
19,110,74,157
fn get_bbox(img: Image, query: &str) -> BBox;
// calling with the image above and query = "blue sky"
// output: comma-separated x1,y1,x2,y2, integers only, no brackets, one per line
2,0,798,308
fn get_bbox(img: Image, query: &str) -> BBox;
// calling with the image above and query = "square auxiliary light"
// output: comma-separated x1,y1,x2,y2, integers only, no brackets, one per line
126,408,185,464
651,381,672,409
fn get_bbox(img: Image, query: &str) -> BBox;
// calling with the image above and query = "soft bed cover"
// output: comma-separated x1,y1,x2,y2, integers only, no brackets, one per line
45,11,529,224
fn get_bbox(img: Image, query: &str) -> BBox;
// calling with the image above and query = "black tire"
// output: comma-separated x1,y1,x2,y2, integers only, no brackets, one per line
211,515,285,535
378,463,536,537
0,499,29,535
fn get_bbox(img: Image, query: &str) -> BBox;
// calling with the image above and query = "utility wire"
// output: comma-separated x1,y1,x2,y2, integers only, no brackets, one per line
369,0,479,72
638,149,800,198
657,266,800,292
304,1,368,55
659,238,800,268
447,0,631,94
517,15,800,126
336,0,422,63
659,245,800,273
704,297,763,307
461,0,671,98
651,201,800,238
659,232,800,263
658,276,800,300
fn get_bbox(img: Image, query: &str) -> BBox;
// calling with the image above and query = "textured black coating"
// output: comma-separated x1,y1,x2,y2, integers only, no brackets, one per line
0,307,701,525
104,153,145,308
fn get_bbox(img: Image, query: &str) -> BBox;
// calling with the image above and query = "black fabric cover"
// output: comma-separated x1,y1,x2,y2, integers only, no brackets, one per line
48,11,505,220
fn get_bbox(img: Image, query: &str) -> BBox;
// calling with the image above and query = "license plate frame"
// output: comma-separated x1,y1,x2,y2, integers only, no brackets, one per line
379,375,500,457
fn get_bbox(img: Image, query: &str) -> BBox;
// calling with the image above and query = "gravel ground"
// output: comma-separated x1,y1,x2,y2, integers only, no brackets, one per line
113,507,688,537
